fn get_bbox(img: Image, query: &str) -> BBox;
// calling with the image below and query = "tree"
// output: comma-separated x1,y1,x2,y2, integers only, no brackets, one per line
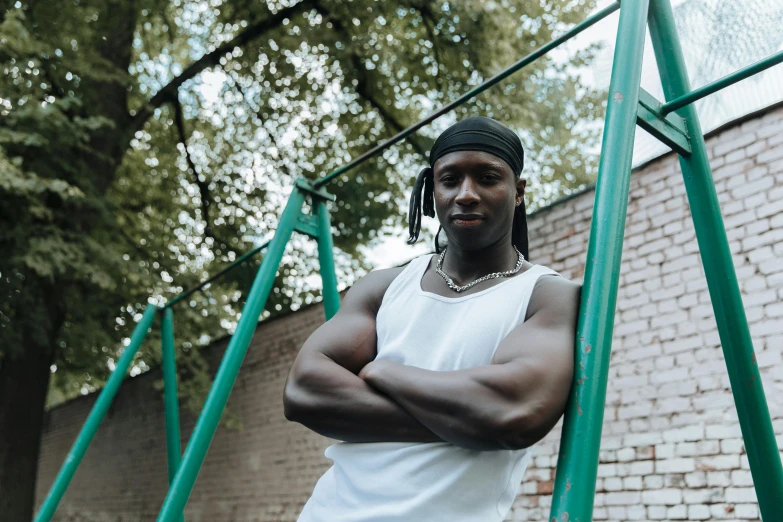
0,0,603,519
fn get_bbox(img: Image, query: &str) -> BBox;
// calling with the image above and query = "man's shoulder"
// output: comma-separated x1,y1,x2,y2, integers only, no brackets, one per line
360,265,408,291
345,258,421,313
527,267,581,318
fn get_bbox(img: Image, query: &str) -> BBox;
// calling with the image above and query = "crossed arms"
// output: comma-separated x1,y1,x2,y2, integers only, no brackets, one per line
283,268,580,451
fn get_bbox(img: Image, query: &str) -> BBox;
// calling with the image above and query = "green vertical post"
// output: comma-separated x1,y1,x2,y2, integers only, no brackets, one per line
161,309,183,484
156,184,307,522
35,306,158,522
314,198,340,320
549,0,650,520
648,0,783,516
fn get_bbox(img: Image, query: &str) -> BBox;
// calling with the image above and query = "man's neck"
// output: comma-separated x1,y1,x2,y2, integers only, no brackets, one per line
440,239,519,285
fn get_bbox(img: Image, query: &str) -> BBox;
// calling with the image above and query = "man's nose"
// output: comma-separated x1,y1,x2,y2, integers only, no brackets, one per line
455,178,480,205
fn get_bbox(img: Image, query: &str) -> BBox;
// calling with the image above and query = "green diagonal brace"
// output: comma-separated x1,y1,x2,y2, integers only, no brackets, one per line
156,186,308,521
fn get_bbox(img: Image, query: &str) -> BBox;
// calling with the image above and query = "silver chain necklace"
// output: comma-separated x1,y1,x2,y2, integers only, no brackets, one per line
435,246,525,293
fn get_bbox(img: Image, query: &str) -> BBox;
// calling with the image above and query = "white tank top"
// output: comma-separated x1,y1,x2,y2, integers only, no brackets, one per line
298,254,561,522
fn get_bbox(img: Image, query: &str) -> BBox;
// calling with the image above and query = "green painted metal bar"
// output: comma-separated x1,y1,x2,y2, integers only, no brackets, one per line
661,49,783,114
312,2,620,189
314,198,340,320
295,177,335,202
549,0,651,519
156,184,308,522
161,308,184,522
161,309,183,483
165,240,271,308
648,0,783,517
294,212,321,239
34,306,158,522
636,88,691,155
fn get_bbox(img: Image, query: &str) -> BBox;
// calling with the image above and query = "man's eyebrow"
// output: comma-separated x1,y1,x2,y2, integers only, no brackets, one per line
438,161,506,173
477,162,506,171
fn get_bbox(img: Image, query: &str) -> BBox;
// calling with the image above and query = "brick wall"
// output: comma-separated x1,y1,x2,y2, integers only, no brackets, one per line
36,104,783,521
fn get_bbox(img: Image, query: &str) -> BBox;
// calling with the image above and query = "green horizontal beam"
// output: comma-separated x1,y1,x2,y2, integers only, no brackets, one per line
661,49,783,114
34,306,158,522
636,88,691,155
294,212,320,239
313,2,620,188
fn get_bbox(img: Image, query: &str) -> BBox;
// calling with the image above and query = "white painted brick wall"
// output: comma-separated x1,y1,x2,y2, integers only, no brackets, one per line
508,106,783,522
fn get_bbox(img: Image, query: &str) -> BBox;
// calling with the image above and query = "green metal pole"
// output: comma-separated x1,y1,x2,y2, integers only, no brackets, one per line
549,0,650,520
648,0,783,517
661,49,783,114
161,308,184,522
34,306,158,522
156,184,307,522
314,198,340,320
161,309,183,484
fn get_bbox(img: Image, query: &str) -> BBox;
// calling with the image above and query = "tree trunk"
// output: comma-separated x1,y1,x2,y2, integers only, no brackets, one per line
0,335,56,522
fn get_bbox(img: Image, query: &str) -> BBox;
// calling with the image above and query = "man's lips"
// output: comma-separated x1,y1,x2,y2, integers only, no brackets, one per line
451,215,484,227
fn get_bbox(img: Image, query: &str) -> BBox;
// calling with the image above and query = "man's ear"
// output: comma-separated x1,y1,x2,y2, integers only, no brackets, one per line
515,178,527,206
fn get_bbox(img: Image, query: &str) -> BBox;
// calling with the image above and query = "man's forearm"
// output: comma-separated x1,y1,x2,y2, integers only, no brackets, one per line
361,360,524,450
284,355,443,443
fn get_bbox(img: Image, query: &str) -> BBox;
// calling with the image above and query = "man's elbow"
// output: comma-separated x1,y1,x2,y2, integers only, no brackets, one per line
283,388,301,422
283,373,314,423
494,406,554,450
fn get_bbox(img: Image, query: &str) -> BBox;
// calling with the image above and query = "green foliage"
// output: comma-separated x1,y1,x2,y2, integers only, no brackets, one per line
0,0,602,408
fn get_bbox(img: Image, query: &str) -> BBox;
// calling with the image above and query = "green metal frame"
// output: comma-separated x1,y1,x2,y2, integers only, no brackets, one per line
35,1,783,520
550,0,651,518
35,306,158,521
647,0,783,516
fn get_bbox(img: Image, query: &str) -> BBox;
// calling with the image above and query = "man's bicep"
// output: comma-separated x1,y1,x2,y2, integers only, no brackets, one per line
479,277,580,442
487,276,579,411
297,308,377,374
293,269,399,374
492,276,581,367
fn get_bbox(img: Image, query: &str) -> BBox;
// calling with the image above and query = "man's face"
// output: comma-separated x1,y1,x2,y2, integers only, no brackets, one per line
432,150,526,251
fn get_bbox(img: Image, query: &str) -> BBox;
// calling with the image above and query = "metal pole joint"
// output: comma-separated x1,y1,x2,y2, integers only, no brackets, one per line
294,178,336,202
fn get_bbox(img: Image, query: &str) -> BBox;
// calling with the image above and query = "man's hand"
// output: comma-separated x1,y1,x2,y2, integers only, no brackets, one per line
358,358,397,382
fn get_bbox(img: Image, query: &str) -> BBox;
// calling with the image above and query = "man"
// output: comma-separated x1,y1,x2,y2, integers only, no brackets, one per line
284,117,580,521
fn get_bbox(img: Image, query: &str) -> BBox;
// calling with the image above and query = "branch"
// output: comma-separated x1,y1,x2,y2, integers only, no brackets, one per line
130,0,317,135
315,2,429,160
160,7,176,46
222,66,295,179
416,2,446,97
172,97,218,242
355,64,429,160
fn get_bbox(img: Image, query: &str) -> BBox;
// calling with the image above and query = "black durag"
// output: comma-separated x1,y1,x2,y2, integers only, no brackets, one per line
407,116,529,259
